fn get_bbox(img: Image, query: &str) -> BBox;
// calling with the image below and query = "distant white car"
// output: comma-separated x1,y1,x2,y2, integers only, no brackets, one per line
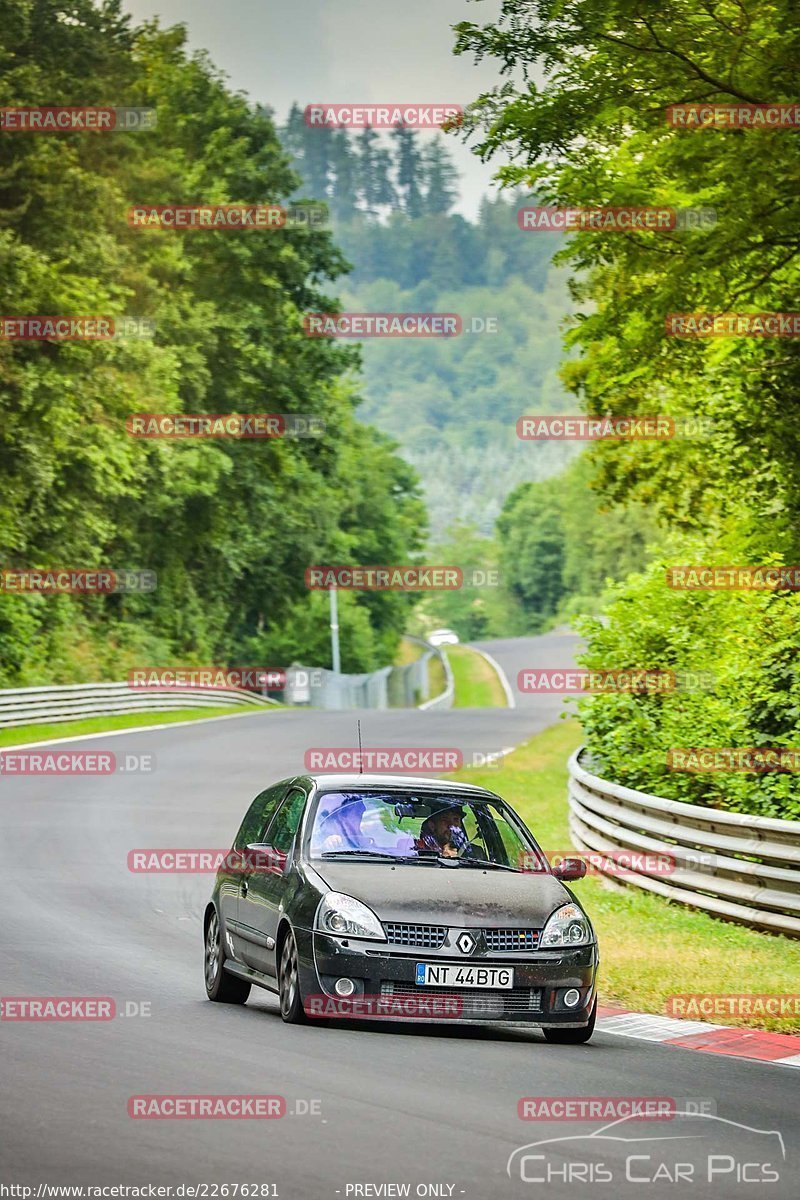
428,628,460,647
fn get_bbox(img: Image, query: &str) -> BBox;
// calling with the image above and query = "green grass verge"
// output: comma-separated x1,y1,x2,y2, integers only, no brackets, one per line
395,637,424,667
448,644,507,708
0,704,278,747
447,718,800,1033
427,652,446,701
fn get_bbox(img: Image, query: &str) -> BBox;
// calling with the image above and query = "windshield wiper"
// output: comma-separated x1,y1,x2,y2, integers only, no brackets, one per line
320,850,403,861
319,850,441,865
455,858,520,872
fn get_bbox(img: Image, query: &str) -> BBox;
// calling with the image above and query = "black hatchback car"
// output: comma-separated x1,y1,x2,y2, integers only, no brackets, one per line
204,773,598,1041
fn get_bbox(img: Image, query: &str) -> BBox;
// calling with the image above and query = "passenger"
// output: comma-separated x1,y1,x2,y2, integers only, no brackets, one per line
417,805,469,858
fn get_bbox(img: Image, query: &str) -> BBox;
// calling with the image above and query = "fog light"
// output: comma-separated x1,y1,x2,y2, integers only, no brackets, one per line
334,977,355,997
563,988,581,1008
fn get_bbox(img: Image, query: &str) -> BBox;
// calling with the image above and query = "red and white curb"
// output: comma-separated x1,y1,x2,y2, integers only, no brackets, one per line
597,1004,800,1067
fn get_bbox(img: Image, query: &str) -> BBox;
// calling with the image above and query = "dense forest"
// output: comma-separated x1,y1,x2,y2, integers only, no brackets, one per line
5,0,798,824
280,108,577,535
455,0,800,817
0,6,640,690
0,0,427,684
278,107,661,639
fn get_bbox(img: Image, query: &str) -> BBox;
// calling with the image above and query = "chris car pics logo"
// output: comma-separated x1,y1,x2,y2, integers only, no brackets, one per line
507,1113,785,1186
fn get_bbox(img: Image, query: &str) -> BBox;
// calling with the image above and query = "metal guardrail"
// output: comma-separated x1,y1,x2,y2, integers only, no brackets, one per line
0,639,452,727
0,681,276,729
417,646,454,712
286,640,452,711
285,665,393,710
567,746,800,938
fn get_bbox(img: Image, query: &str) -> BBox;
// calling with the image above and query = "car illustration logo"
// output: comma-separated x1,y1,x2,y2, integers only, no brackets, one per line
506,1112,786,1185
456,932,476,954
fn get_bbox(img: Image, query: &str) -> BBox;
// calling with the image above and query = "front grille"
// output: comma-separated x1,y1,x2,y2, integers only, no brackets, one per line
380,980,542,1016
383,922,447,948
484,928,540,952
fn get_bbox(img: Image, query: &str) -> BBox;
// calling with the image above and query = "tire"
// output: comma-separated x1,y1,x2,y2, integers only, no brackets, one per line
543,996,597,1044
278,926,307,1024
205,908,251,1004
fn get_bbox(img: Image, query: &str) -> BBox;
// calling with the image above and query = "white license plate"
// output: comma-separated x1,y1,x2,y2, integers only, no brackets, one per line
415,963,514,989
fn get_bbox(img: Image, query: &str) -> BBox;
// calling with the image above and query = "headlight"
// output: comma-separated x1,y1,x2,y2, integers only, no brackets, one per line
540,902,592,948
316,892,386,941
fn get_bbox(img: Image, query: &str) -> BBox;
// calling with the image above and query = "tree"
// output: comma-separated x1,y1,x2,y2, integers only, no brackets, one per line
416,523,503,641
496,479,566,630
455,0,800,814
422,138,459,215
392,125,425,218
319,186,575,537
301,121,335,202
281,101,307,185
0,1,426,684
329,129,358,222
454,0,800,549
356,127,395,216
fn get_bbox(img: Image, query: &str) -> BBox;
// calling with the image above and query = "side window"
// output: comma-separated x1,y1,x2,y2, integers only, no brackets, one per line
488,807,533,869
265,788,307,854
235,783,288,848
462,808,489,858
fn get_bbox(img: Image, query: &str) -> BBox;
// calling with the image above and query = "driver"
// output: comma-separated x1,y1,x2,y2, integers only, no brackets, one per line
417,805,470,858
317,796,368,853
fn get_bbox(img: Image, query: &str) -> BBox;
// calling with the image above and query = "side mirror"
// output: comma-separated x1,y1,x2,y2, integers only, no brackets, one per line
245,843,285,873
551,856,587,881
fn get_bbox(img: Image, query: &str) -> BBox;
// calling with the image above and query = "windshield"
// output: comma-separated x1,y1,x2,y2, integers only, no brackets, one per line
308,790,546,870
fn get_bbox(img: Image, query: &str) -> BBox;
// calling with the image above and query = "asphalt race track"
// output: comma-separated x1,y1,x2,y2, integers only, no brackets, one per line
1,636,796,1198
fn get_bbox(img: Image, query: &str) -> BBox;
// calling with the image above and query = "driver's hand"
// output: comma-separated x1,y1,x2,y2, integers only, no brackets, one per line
323,834,345,851
441,843,459,858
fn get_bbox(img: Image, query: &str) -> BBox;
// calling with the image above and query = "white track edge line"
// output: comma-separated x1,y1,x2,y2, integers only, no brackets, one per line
0,706,282,753
468,645,517,709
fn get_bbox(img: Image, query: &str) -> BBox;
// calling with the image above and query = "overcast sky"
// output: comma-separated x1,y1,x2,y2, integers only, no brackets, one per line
122,0,508,218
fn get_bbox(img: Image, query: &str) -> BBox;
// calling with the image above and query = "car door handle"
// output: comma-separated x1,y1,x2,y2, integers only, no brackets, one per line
241,879,248,896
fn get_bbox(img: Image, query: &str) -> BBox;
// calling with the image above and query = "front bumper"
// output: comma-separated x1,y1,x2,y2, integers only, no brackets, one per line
301,930,598,1025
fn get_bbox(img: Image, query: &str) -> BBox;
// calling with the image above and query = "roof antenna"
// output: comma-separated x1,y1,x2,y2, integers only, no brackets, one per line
357,719,364,775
